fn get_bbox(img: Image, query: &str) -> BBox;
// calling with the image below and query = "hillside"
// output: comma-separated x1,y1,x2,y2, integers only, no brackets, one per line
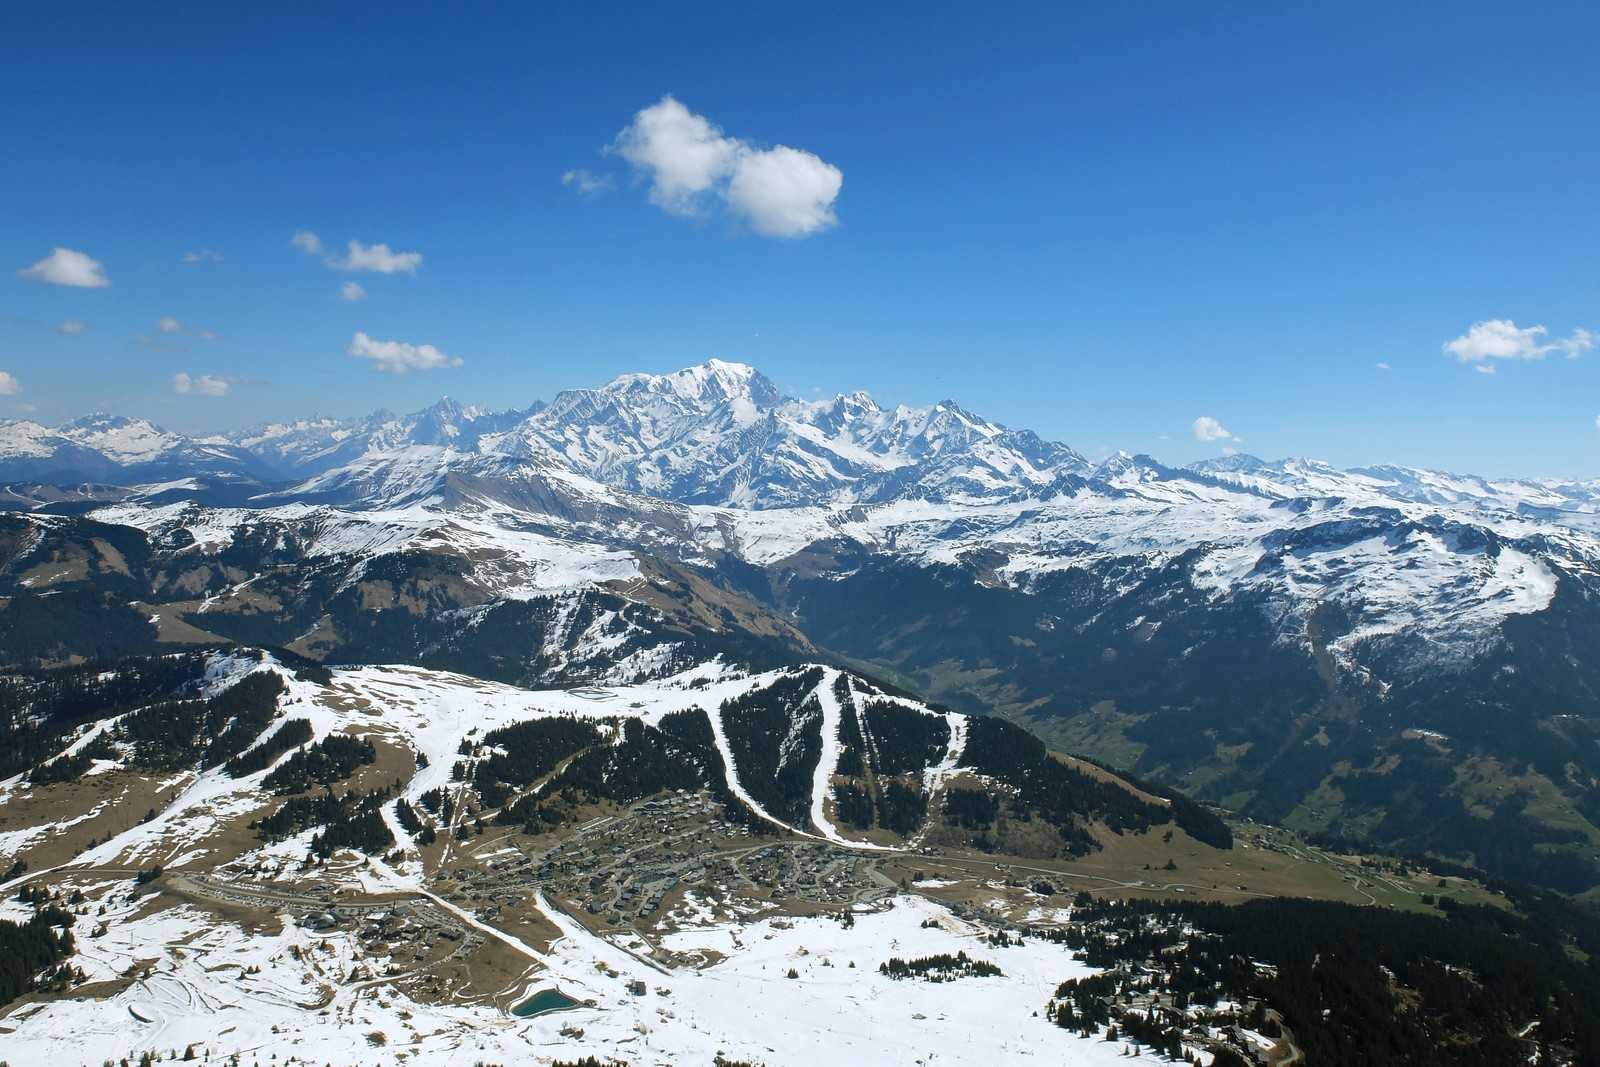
0,649,1254,1063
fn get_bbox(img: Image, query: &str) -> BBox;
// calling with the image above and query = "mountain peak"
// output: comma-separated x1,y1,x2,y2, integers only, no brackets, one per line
585,359,783,415
410,396,472,444
1189,453,1269,473
62,412,152,433
659,359,779,405
1094,451,1169,478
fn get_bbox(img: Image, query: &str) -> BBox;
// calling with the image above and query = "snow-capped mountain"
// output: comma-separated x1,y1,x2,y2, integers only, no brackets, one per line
1189,453,1600,517
8,359,1597,521
0,400,545,495
0,413,269,485
463,358,1090,508
224,397,540,479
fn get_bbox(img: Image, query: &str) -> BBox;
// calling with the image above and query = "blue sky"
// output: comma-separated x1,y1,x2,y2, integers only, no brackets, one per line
3,3,1597,477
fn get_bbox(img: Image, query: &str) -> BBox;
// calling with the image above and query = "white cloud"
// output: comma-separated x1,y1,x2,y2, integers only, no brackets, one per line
330,240,422,274
339,281,366,301
0,372,18,396
1192,416,1235,442
295,232,422,274
562,168,613,195
726,145,842,237
1443,319,1596,364
17,247,110,288
1475,364,1497,375
56,320,89,335
347,331,461,374
613,96,741,214
182,249,222,264
610,95,842,237
1375,361,1391,371
1561,328,1599,358
173,372,230,396
1445,319,1544,361
158,316,182,333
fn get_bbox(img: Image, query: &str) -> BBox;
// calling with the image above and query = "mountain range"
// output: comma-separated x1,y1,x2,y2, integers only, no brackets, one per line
5,358,1600,895
7,358,1600,516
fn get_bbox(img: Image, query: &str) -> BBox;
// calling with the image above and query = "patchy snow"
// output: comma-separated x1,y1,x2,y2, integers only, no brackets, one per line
0,882,1198,1067
90,499,642,596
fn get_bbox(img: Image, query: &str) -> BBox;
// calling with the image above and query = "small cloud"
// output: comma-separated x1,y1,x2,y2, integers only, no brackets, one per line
295,232,422,274
347,331,461,374
199,328,220,341
1565,328,1599,358
0,372,18,396
1375,361,1391,371
610,95,842,237
57,320,89,335
173,372,230,396
613,96,739,215
1192,416,1235,442
726,144,843,237
1443,319,1596,364
562,168,614,195
1475,364,1497,375
339,281,366,302
158,316,183,334
182,249,223,264
330,240,422,274
17,247,110,288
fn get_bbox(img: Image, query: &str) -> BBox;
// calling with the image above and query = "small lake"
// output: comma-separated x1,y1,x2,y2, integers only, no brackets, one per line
510,987,582,1018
